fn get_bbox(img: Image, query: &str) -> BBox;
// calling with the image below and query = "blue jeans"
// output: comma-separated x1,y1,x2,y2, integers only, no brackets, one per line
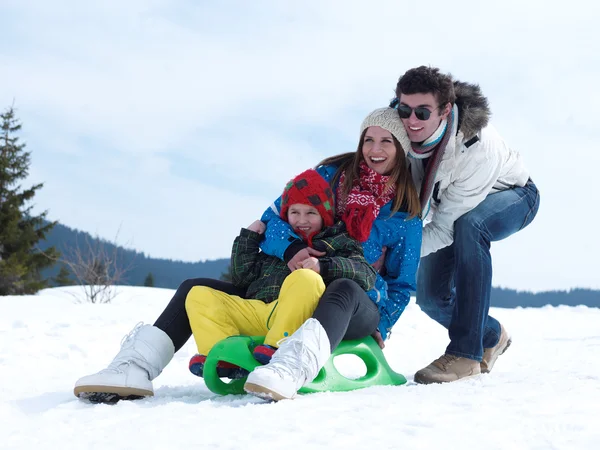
416,180,540,361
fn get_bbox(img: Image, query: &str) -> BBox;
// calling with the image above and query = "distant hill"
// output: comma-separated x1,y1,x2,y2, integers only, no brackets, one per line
39,222,600,308
490,287,599,308
39,223,229,289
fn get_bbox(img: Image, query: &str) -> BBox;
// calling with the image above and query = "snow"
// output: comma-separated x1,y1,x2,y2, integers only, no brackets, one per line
2,286,599,450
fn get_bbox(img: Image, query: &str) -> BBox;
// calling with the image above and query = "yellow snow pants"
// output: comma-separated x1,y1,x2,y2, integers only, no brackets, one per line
185,269,326,355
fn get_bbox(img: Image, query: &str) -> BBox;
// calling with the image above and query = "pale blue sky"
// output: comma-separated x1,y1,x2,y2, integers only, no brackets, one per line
1,0,598,291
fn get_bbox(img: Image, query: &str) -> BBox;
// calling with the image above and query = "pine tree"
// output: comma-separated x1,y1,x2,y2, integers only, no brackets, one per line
0,106,59,295
53,265,74,286
143,272,155,287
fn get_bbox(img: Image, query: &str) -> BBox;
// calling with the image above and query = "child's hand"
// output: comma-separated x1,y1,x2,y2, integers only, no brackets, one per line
299,257,320,273
287,247,326,271
246,220,266,234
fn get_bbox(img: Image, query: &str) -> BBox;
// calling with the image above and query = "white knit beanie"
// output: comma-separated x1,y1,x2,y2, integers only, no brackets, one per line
360,107,412,155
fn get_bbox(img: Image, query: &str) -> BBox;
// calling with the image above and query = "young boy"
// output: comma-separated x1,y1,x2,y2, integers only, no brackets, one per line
185,169,377,378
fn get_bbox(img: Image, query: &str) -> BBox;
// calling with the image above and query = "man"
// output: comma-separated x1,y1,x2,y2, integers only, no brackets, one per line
392,66,540,384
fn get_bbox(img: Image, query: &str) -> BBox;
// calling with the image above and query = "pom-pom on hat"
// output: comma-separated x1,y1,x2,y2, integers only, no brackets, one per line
280,169,335,228
360,107,412,154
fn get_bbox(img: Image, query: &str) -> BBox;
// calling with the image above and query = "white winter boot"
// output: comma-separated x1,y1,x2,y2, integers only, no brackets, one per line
74,323,174,402
244,318,331,401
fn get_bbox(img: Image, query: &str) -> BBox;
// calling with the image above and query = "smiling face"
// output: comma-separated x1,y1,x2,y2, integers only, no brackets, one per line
287,203,324,238
361,126,397,175
399,92,451,143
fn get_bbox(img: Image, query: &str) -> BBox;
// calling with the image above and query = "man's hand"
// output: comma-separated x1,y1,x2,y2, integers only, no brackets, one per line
299,257,320,273
287,247,326,271
371,330,385,349
246,220,266,234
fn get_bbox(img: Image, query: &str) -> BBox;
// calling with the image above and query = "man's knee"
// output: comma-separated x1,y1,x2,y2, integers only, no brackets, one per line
454,211,484,241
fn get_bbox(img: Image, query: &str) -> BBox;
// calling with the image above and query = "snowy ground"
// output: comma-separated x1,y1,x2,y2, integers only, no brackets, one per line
1,286,599,450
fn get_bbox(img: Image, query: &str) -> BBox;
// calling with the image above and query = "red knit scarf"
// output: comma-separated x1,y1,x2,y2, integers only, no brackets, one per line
336,161,396,242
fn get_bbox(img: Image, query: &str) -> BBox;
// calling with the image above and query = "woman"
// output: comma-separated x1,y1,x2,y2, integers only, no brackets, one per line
244,107,422,400
74,108,421,403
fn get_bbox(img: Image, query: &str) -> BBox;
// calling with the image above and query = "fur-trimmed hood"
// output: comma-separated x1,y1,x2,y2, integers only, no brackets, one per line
454,80,491,139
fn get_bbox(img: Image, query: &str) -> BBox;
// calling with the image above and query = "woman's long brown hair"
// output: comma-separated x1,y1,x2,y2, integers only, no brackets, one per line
317,129,421,219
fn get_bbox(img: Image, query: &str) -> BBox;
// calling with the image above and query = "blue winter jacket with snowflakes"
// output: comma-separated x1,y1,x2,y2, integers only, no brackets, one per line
260,164,422,340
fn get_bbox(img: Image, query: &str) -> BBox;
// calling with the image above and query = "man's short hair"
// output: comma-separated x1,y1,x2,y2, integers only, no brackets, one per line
396,66,456,107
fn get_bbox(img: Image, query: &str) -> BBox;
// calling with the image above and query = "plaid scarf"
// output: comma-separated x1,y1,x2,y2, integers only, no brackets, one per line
408,108,455,211
336,161,396,242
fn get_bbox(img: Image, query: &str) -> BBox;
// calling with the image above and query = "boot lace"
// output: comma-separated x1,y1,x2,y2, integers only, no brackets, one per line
432,354,459,372
269,341,311,382
104,322,145,374
120,322,144,347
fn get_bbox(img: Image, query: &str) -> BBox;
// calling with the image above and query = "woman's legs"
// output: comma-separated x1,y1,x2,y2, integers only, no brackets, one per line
312,278,380,351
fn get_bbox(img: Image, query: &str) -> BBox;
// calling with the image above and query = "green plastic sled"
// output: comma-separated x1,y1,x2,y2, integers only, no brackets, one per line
202,335,407,396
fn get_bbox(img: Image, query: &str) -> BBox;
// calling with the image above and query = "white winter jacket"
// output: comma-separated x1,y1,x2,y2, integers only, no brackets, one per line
410,84,530,258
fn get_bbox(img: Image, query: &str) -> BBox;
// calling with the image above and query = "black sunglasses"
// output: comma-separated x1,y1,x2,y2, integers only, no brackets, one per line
396,104,437,121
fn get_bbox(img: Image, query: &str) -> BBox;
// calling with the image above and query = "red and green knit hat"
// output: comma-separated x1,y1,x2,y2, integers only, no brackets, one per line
280,169,335,227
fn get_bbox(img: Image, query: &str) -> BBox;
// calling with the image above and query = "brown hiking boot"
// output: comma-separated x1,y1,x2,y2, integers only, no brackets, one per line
481,324,512,373
414,354,481,384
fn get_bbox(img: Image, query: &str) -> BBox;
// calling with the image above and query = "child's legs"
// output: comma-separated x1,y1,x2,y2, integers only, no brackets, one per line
264,269,326,347
185,286,272,355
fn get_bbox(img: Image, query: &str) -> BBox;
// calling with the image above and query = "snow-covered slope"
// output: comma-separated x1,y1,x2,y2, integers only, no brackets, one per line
2,287,598,449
